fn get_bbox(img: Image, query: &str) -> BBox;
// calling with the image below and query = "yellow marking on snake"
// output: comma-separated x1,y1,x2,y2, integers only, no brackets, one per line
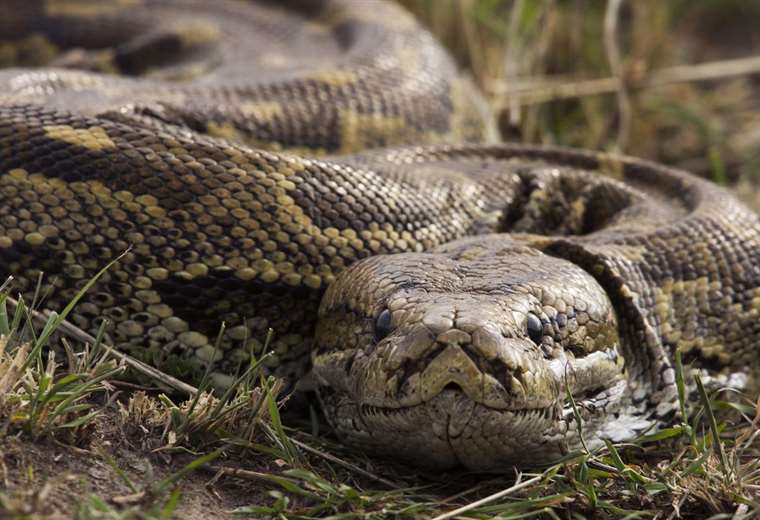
1,159,368,292
598,155,626,180
259,53,293,68
238,102,285,122
307,1,418,32
308,70,360,87
206,121,327,156
46,0,140,17
44,125,116,151
654,277,734,363
338,111,440,154
172,21,221,48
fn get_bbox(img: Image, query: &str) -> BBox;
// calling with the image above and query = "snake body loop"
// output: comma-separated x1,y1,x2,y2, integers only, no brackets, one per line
1,0,759,469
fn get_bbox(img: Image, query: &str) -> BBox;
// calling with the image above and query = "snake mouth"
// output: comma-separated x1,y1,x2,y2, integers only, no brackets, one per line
317,376,628,471
343,344,626,412
357,379,615,420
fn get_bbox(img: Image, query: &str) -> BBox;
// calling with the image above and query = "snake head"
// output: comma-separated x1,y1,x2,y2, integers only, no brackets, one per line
312,237,626,470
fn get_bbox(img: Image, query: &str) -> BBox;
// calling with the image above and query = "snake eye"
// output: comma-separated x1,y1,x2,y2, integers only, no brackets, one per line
526,312,543,344
374,309,393,342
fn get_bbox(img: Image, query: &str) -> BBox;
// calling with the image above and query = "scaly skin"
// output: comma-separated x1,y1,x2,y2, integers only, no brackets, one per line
315,236,625,469
0,0,495,384
1,0,760,470
314,145,760,469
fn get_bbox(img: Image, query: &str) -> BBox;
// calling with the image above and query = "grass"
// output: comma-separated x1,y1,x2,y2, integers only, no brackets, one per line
400,0,760,195
0,273,758,518
0,298,124,442
75,451,221,520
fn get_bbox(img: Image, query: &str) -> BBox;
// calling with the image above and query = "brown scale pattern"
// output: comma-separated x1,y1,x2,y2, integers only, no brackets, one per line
311,146,760,468
1,0,760,469
0,98,505,382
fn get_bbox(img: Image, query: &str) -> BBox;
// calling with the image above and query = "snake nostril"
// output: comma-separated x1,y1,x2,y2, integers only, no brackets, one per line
442,381,464,393
567,345,589,358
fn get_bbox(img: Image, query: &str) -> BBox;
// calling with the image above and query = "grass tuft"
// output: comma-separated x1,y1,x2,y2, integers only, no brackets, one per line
0,280,125,443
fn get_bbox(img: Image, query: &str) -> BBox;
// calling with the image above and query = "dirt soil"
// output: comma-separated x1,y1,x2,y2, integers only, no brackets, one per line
0,408,273,519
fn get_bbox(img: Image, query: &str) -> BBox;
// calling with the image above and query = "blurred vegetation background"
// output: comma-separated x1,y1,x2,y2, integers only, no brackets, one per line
399,0,760,209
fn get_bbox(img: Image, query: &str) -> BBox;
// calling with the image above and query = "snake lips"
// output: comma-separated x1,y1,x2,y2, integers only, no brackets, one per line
313,239,628,470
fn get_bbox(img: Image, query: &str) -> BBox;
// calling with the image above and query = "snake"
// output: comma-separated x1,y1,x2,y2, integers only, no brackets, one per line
1,0,759,471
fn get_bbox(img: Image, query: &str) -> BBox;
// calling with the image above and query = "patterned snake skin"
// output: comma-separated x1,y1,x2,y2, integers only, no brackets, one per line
1,0,760,470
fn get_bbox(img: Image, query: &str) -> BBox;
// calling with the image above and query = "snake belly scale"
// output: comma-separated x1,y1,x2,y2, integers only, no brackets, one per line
1,0,760,470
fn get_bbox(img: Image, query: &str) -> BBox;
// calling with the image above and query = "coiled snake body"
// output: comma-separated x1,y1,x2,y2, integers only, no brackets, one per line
1,0,760,470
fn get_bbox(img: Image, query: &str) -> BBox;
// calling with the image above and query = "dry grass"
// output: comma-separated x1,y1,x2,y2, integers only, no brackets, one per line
401,0,760,200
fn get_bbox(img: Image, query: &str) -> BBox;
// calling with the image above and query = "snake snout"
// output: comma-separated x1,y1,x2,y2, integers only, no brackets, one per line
407,321,554,409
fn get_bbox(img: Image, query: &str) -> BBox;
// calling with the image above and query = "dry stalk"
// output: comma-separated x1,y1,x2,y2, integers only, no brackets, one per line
491,55,760,109
603,0,630,150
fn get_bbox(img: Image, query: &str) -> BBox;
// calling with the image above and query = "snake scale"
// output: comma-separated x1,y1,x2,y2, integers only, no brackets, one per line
1,0,760,471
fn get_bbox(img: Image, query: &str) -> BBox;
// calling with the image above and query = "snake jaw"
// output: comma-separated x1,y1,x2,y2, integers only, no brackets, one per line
316,346,626,470
344,332,624,411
